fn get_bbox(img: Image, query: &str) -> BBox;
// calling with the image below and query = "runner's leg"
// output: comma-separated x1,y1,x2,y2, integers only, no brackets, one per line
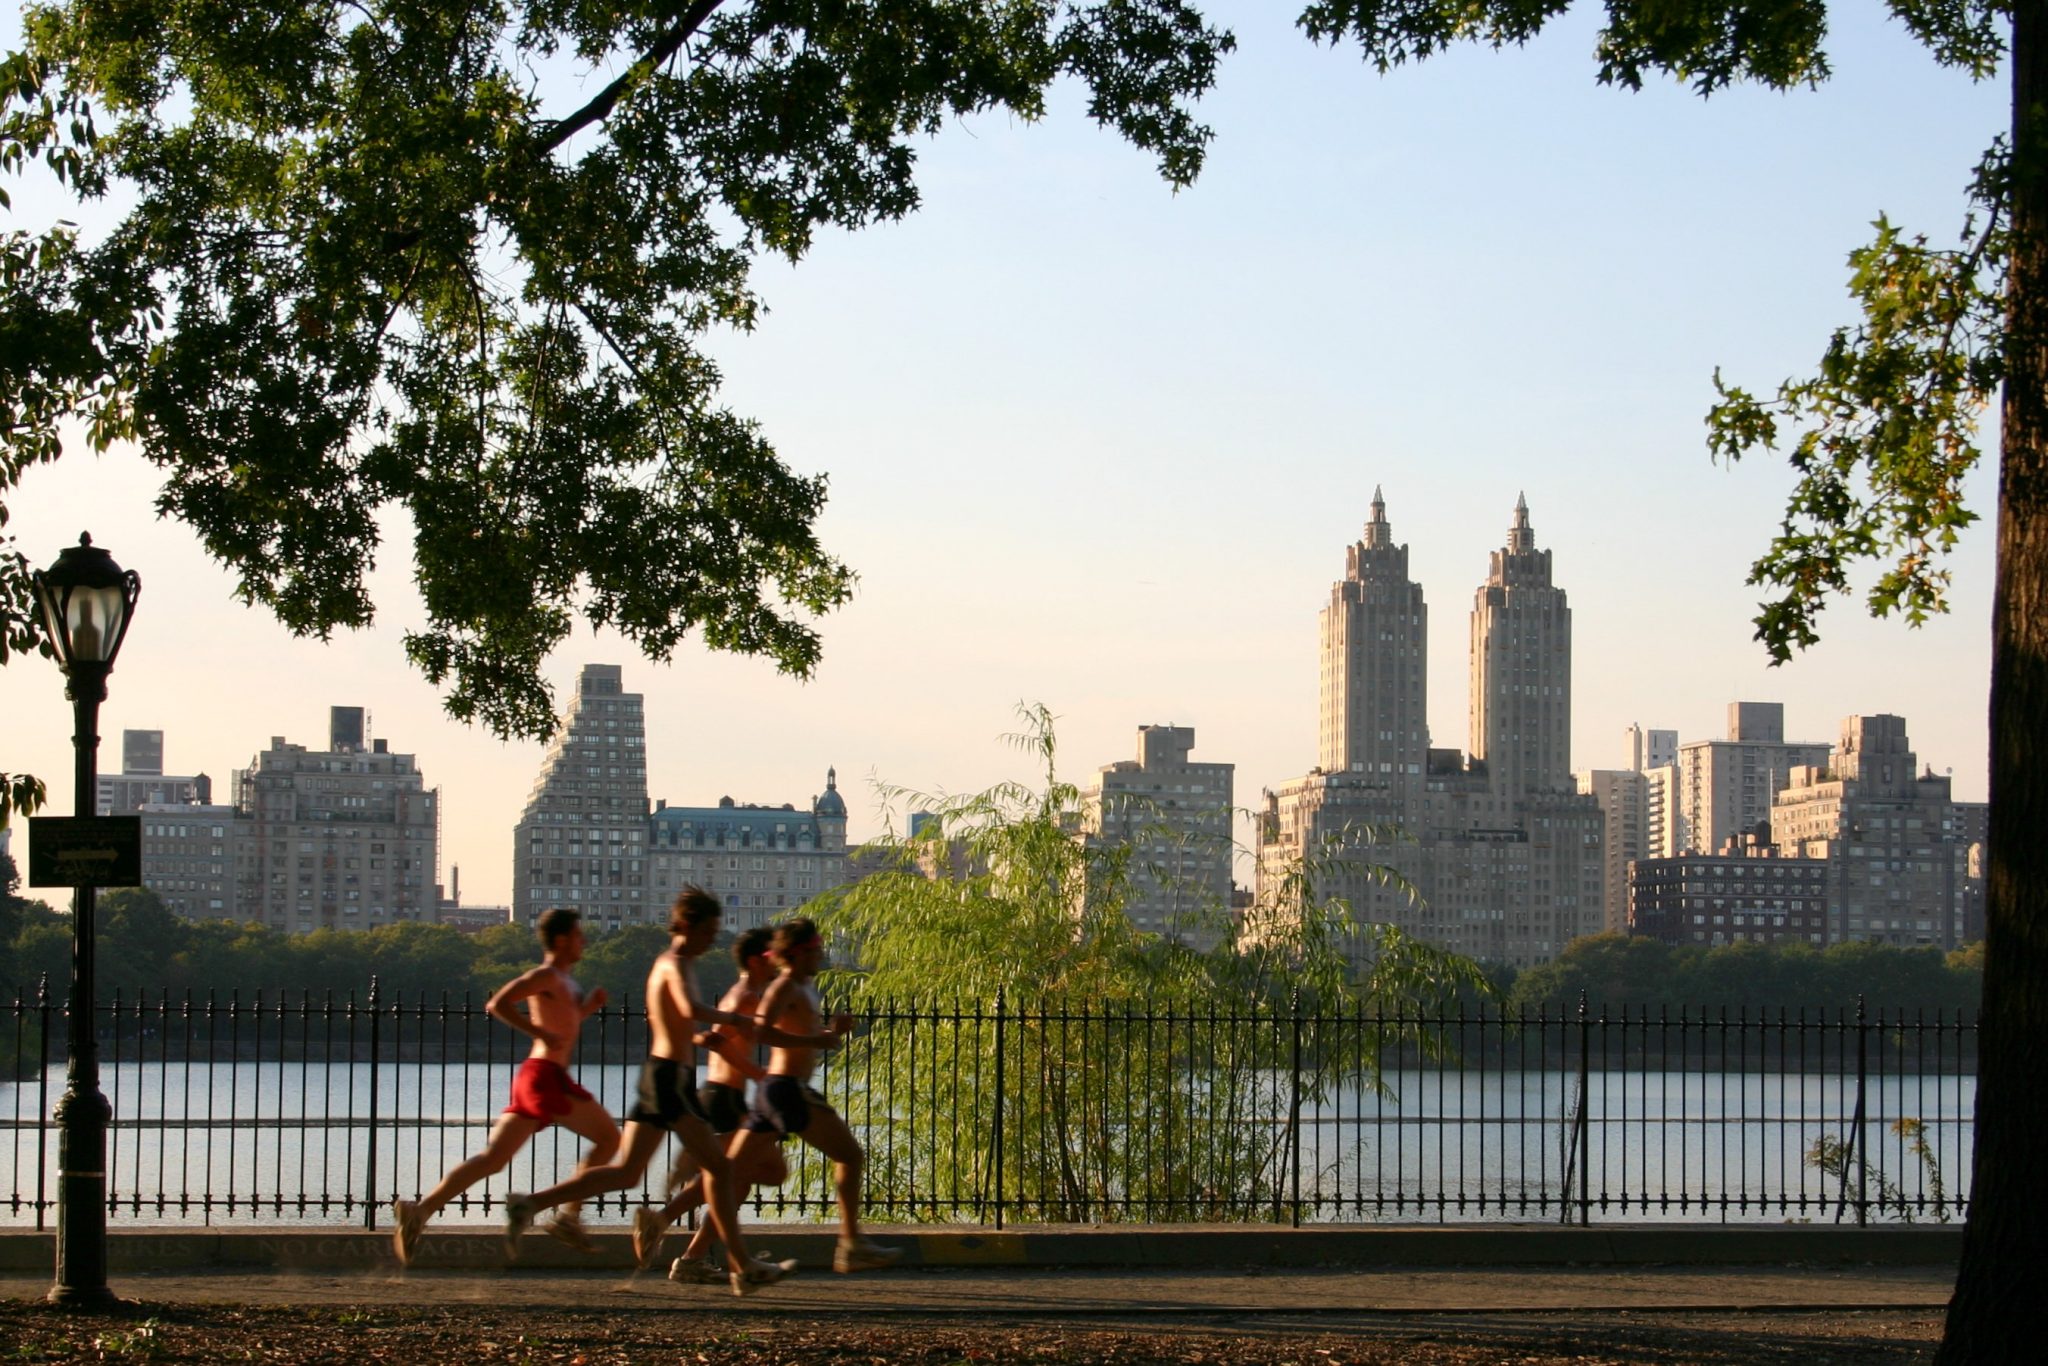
673,1114,754,1275
679,1132,786,1262
417,1112,542,1219
523,1116,657,1216
552,1094,624,1219
795,1104,866,1244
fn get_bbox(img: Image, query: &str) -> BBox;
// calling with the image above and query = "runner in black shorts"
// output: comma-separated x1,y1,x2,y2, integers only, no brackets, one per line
697,1079,749,1135
630,1056,712,1129
636,927,790,1277
746,1075,830,1135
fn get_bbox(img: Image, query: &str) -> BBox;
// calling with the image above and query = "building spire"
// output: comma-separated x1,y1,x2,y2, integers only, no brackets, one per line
815,764,847,819
1364,486,1393,549
1507,492,1534,553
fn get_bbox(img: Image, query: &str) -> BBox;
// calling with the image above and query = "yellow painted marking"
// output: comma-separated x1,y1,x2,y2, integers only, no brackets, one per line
916,1233,1028,1265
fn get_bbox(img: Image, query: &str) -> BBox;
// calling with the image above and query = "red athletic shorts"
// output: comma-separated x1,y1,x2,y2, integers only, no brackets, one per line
503,1058,593,1126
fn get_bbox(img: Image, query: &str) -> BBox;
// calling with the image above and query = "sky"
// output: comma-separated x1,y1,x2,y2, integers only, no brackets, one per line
0,4,2009,908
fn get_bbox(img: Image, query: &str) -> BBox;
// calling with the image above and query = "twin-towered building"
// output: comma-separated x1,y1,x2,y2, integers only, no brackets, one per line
1266,492,1983,965
1258,491,1604,967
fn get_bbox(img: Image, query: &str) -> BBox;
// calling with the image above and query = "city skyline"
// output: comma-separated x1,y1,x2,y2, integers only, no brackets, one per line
0,4,2001,908
8,489,1990,917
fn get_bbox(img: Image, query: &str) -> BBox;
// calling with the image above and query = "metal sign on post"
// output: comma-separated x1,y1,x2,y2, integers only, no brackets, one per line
26,815,143,888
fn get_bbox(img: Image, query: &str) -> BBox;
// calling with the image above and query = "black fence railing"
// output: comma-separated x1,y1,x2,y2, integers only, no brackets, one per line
1,981,1975,1228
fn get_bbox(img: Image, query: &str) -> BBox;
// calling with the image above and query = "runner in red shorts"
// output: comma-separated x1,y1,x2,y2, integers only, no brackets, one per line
390,907,619,1265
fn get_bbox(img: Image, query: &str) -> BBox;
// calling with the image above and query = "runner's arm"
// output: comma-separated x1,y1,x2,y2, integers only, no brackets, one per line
696,985,769,1080
485,968,563,1047
749,978,849,1050
695,1028,767,1081
669,965,751,1030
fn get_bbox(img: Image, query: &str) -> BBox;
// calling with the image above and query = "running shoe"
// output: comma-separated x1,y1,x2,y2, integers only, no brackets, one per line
833,1238,903,1273
667,1256,726,1285
730,1257,792,1296
632,1208,666,1271
390,1199,424,1268
544,1210,597,1254
502,1194,534,1260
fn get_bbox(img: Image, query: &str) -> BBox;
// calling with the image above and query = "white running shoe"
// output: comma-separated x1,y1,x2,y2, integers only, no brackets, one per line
391,1199,424,1267
833,1238,902,1273
730,1257,792,1296
502,1194,534,1260
632,1208,666,1271
544,1210,597,1254
667,1256,726,1286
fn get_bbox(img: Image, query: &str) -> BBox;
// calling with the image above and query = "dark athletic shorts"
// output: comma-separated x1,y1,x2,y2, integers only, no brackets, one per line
503,1058,593,1127
628,1056,710,1129
699,1080,749,1135
744,1074,829,1136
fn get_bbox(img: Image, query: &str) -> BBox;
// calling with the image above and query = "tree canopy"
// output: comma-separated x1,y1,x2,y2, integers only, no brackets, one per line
0,0,1236,797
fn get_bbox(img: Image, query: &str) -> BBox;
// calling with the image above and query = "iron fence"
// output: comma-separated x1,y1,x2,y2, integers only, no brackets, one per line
2,980,1974,1228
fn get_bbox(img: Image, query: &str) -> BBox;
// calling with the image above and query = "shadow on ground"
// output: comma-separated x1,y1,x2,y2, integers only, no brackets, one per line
0,1301,1944,1364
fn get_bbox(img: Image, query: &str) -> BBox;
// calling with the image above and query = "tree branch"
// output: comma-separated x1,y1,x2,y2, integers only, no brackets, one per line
538,0,726,157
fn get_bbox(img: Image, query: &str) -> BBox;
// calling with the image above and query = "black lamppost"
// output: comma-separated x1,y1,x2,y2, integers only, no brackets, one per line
31,533,140,1308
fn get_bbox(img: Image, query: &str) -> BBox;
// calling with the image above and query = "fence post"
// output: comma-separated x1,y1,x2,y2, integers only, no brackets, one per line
36,973,52,1232
1855,994,1868,1227
991,987,1006,1231
363,975,382,1230
1576,991,1592,1226
1289,988,1304,1228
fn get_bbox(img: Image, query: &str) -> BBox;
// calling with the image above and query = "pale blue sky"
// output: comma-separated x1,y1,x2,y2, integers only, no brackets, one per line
2,4,2006,906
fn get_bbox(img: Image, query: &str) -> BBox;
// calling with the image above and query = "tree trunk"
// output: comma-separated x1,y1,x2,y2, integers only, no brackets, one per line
1939,2,2048,1358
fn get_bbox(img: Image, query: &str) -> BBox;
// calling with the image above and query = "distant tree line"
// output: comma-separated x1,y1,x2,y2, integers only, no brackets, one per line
1499,932,1983,1018
0,864,741,1009
1,857,1982,1020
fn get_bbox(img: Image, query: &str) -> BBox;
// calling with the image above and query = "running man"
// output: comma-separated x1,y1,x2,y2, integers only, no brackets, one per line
504,886,792,1295
724,917,901,1273
391,907,617,1266
633,925,791,1277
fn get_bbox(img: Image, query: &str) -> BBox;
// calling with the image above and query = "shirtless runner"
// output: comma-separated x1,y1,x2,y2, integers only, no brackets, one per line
504,886,794,1295
724,917,901,1273
391,907,618,1266
632,925,791,1277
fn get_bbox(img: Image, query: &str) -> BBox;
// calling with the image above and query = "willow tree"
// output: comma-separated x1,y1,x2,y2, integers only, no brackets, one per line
815,707,1488,1224
0,0,1239,817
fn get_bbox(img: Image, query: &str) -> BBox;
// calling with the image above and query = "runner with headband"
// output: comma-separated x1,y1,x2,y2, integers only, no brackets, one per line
723,917,900,1274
